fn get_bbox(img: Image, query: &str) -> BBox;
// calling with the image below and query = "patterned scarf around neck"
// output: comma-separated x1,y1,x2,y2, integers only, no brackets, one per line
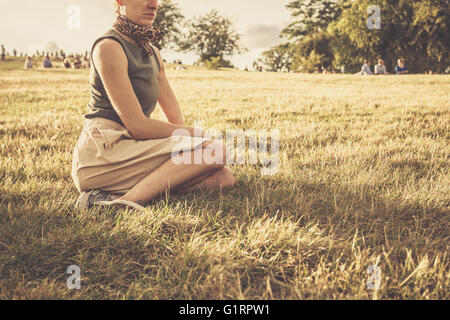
112,14,163,56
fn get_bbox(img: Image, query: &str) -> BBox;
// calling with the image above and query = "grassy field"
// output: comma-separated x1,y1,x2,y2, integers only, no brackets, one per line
0,56,449,299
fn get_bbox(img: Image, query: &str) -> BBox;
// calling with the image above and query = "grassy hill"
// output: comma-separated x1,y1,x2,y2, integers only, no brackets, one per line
0,58,449,299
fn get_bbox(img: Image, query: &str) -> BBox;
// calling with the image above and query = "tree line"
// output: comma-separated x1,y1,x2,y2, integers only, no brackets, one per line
259,0,449,73
4,0,447,72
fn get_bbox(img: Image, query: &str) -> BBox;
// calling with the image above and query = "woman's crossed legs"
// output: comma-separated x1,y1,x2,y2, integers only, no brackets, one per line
118,140,235,205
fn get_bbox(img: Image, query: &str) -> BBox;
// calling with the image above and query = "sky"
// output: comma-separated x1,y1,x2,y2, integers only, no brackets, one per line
0,0,291,69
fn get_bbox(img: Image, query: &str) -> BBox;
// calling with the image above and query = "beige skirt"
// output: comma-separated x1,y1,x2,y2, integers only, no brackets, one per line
71,117,212,195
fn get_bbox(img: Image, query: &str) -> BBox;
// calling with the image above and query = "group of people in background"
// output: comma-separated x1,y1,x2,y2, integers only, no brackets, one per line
1,44,444,74
62,55,90,69
358,58,409,75
0,45,91,70
23,52,90,70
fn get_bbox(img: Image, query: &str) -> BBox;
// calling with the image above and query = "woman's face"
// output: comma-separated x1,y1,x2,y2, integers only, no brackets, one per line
118,0,158,26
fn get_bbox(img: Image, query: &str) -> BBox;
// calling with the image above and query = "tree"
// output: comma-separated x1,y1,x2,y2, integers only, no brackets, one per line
291,31,335,72
282,0,343,40
259,43,294,72
152,0,185,50
180,10,246,65
270,0,448,73
293,50,325,73
205,57,222,70
412,0,450,73
330,0,448,73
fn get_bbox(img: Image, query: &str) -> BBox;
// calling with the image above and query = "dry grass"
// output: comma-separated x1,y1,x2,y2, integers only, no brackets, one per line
0,57,449,299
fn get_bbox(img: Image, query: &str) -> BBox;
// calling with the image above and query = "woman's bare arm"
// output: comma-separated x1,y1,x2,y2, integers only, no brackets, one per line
93,39,202,140
151,45,185,126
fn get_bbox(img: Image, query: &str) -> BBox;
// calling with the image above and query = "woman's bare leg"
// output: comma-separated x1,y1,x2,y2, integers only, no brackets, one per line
173,166,235,194
117,141,234,205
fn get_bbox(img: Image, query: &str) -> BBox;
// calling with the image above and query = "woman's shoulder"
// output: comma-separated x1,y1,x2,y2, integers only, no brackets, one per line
93,38,124,55
91,29,126,52
92,29,127,52
92,38,128,69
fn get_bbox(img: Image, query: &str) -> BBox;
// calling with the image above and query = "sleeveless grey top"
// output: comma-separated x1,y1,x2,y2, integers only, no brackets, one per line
84,28,161,126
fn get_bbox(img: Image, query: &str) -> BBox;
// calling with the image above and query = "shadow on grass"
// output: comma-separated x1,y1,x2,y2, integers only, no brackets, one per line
0,165,447,299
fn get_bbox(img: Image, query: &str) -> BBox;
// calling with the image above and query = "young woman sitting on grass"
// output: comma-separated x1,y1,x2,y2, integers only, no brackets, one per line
71,0,236,212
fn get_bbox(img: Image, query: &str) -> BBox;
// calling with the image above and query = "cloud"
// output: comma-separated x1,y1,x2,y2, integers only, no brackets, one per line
243,24,282,49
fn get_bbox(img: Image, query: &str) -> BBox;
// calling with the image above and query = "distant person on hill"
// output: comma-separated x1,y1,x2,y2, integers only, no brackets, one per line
24,56,34,69
42,56,53,68
71,0,235,212
358,59,373,75
1,45,5,61
63,58,72,69
73,55,82,69
82,56,90,68
395,58,408,74
374,59,389,74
